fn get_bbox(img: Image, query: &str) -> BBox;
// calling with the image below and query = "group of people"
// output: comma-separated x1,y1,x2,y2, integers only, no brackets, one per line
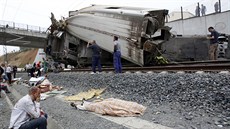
87,36,122,74
0,63,14,95
195,4,206,16
6,58,49,129
195,2,221,17
0,63,17,85
5,26,220,129
25,58,49,77
88,28,219,73
25,62,41,77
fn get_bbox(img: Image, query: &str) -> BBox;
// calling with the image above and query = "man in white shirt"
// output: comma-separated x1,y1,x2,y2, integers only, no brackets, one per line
6,64,12,84
9,87,47,129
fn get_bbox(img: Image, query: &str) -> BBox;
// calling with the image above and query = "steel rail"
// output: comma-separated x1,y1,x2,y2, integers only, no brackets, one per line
63,63,230,72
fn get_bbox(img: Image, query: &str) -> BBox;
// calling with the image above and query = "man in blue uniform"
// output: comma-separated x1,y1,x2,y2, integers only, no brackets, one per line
87,40,102,74
113,36,122,73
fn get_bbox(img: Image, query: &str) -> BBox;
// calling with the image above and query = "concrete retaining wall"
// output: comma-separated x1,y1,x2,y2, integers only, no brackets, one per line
166,10,230,35
162,36,210,61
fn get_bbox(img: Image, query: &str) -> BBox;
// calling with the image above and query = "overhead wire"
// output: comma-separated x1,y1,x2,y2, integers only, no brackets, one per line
12,0,24,21
1,0,48,20
72,0,88,9
1,0,7,20
60,0,87,17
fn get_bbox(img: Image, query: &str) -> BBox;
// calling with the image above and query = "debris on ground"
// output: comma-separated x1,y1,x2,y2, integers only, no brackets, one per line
65,88,106,101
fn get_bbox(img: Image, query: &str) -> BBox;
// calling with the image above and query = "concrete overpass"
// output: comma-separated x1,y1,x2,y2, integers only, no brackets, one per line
0,21,47,48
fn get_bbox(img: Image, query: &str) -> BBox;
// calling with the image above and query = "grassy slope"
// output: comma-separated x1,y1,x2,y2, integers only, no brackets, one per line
0,48,38,67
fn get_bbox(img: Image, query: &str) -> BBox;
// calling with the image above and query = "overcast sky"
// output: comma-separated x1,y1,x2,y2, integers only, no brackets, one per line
0,0,228,55
0,0,203,28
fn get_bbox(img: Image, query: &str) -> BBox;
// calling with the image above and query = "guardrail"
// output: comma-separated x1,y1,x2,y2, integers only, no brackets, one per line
0,20,48,34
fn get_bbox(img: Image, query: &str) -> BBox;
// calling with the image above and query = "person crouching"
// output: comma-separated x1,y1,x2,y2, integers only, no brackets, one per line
9,87,47,129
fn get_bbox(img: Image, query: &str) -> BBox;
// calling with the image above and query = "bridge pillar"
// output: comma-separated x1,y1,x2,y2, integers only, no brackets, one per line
1,27,8,63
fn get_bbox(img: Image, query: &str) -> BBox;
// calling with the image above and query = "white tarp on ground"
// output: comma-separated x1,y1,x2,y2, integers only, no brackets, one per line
27,76,65,100
28,76,45,86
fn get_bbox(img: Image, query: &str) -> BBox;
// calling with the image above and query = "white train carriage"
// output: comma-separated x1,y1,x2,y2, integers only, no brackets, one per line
65,5,170,66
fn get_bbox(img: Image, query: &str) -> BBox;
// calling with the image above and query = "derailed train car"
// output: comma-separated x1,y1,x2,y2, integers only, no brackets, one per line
47,5,171,66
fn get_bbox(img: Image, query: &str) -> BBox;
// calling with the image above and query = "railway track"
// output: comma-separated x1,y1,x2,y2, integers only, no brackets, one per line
63,61,230,73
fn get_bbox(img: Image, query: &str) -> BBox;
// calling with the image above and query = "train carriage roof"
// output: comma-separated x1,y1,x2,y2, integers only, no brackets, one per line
72,5,167,17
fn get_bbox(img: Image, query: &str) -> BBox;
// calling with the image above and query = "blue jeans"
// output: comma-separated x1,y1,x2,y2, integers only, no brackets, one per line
19,117,47,129
113,51,122,73
3,74,8,81
92,55,102,73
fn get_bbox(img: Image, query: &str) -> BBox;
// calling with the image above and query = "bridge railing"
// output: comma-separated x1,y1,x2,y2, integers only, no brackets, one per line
167,0,230,22
0,20,48,34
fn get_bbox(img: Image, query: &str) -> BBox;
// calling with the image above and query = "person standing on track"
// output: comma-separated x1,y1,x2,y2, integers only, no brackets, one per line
113,36,122,73
87,40,102,74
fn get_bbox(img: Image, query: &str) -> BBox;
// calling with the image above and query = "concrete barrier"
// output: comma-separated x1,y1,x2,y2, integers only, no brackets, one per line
166,10,230,35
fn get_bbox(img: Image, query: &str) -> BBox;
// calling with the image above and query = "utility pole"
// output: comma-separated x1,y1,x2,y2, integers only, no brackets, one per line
219,0,221,12
3,45,7,64
2,27,7,64
181,6,183,20
197,3,200,17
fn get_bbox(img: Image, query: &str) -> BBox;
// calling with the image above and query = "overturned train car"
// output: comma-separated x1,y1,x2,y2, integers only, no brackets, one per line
47,5,171,66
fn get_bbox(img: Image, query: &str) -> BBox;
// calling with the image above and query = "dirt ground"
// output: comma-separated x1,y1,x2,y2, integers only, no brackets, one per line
0,48,38,67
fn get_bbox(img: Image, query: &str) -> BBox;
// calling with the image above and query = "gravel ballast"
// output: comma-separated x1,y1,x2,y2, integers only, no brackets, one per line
2,72,230,129
0,95,11,129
